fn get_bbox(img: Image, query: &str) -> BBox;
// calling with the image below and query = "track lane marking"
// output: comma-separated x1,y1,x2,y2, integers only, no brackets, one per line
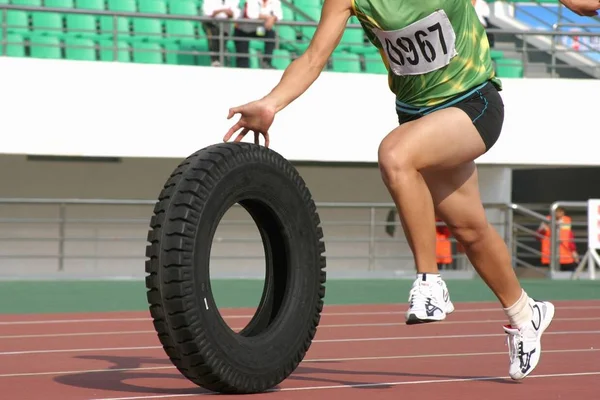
1,348,597,378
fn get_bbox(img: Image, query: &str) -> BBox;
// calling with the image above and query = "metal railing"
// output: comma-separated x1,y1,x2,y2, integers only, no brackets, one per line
0,197,590,279
1,4,599,77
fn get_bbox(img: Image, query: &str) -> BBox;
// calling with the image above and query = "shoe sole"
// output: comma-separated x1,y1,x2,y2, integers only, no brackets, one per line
511,301,555,380
405,301,455,325
405,313,445,325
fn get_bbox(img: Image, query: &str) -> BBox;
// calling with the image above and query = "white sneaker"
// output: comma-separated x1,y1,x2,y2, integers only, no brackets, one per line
503,299,555,380
405,274,455,325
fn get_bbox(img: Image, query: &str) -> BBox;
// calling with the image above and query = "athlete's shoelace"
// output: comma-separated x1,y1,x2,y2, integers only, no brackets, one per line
505,330,523,363
408,284,434,304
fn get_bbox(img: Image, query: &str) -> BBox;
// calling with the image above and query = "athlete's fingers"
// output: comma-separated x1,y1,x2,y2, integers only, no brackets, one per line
254,131,260,145
227,107,241,119
234,128,250,143
223,121,243,142
264,132,270,148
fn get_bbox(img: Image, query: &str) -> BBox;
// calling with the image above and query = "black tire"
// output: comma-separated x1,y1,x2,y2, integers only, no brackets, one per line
145,142,326,394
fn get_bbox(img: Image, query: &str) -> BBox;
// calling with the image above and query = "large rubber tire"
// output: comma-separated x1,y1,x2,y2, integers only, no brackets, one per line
145,142,326,394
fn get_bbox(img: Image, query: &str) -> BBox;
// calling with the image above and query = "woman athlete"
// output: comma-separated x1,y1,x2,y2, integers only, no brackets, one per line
223,0,600,380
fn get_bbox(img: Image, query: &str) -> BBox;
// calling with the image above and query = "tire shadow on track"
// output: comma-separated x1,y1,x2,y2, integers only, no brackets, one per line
53,355,211,396
52,355,517,396
287,365,519,388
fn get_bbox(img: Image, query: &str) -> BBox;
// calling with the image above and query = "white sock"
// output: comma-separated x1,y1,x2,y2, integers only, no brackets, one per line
503,289,533,329
417,273,441,282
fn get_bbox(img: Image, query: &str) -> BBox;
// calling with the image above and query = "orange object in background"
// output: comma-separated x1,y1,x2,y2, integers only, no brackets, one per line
436,218,452,265
537,214,577,265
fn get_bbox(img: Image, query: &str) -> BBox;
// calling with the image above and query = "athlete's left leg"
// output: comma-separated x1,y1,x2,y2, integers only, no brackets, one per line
422,161,554,380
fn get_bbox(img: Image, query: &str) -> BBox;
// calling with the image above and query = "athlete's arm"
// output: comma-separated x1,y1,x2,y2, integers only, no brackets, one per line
261,0,353,112
559,0,599,16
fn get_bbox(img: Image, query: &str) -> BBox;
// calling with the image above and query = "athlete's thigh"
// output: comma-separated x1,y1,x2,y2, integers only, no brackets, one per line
421,161,488,231
379,107,486,171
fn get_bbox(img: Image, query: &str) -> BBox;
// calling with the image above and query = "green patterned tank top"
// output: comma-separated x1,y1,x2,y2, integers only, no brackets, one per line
350,0,501,107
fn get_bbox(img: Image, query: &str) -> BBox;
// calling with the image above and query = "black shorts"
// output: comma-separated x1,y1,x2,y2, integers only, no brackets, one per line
395,80,504,152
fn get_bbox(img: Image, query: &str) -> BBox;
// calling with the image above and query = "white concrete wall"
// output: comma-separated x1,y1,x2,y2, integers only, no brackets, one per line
0,155,512,279
1,57,600,167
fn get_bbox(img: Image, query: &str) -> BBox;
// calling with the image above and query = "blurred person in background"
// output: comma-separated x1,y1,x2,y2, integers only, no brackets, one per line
234,0,283,68
202,0,241,66
537,207,580,272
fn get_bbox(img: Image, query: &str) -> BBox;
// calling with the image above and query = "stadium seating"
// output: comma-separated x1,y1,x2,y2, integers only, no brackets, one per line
0,0,534,76
508,0,600,63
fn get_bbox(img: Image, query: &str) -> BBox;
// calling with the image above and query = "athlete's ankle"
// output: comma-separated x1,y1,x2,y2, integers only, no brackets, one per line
503,289,533,329
416,272,442,282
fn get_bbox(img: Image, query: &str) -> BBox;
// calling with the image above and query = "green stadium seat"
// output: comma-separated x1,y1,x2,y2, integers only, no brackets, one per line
277,25,297,52
64,37,96,60
99,15,131,38
165,19,196,43
248,47,259,68
65,14,97,38
295,6,320,52
107,0,137,12
6,11,29,34
98,39,131,62
168,0,197,15
44,0,75,8
364,52,387,74
496,57,524,78
490,49,504,60
11,0,42,6
75,0,104,10
164,42,195,65
331,51,361,73
132,18,164,42
281,4,294,21
131,41,163,63
138,0,167,14
190,39,211,65
271,48,290,70
339,24,364,51
293,0,320,9
0,33,26,57
29,35,62,59
343,17,376,55
31,12,64,36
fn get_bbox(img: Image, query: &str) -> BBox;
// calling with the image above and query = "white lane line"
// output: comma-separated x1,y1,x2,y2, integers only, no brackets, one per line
1,348,596,378
1,330,598,356
2,317,600,340
89,371,600,400
1,305,599,326
0,318,150,326
0,331,155,339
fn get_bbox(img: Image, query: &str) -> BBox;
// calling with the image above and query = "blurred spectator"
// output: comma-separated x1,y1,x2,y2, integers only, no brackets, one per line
436,218,453,270
202,0,241,66
472,0,495,48
537,207,580,272
234,0,283,69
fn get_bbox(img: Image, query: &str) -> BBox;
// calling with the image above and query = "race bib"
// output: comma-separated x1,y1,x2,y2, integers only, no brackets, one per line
372,10,458,76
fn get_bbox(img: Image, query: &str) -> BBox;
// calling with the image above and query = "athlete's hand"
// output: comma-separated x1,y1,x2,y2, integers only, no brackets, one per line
560,0,600,16
224,98,276,147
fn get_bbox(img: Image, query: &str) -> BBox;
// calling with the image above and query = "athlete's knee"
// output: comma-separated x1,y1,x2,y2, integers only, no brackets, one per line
377,136,417,186
450,221,491,249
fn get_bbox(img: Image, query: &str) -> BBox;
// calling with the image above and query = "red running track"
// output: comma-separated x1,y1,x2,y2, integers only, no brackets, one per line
1,300,599,400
